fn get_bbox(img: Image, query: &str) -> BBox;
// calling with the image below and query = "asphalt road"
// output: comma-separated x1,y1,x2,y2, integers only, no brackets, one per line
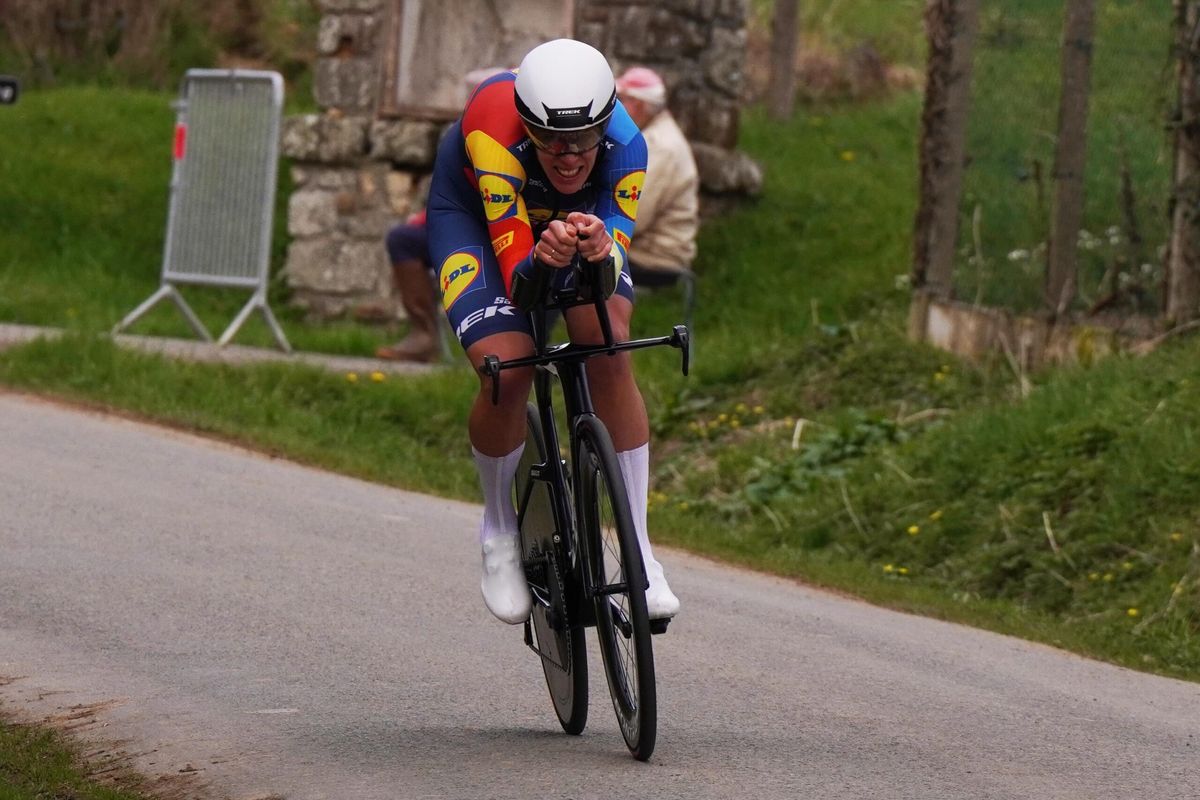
1,391,1197,800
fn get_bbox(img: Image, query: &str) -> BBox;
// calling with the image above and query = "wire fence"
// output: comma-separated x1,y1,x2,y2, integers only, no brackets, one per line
953,0,1176,315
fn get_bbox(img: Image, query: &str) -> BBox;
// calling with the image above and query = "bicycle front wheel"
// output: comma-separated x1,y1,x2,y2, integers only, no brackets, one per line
574,416,657,761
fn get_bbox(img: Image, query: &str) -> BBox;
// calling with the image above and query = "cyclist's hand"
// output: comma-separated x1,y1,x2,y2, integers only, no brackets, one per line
567,212,612,262
535,220,577,268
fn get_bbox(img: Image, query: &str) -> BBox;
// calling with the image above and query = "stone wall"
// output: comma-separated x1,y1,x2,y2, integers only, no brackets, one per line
282,0,762,319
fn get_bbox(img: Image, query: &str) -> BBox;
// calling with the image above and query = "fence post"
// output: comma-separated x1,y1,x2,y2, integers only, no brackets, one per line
910,0,980,339
1044,0,1097,318
1167,0,1200,324
767,0,801,120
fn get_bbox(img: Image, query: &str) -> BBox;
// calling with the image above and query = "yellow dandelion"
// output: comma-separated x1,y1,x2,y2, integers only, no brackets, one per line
929,509,944,521
907,524,920,536
883,564,895,573
1127,608,1139,618
735,402,748,413
753,405,765,415
718,413,728,423
933,372,946,382
677,501,690,511
730,418,741,429
1121,561,1133,571
370,371,386,383
1169,531,1184,542
897,567,910,575
1103,573,1115,582
1088,572,1100,581
840,150,856,162
345,372,359,383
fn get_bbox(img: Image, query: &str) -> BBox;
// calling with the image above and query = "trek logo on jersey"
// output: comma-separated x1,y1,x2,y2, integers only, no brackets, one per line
479,174,517,222
456,300,518,338
614,171,645,220
440,249,485,310
491,230,515,256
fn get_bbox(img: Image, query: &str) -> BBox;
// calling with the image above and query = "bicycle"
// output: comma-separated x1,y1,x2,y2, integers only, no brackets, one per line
481,258,689,761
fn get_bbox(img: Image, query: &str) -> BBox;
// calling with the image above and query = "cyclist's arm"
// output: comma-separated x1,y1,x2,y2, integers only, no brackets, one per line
587,106,648,291
460,74,539,298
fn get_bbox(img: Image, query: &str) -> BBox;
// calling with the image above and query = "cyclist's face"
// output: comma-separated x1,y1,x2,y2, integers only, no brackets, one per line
535,147,597,195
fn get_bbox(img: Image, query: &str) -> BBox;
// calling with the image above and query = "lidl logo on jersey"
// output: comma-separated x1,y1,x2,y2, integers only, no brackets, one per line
479,174,517,222
614,171,645,220
440,249,485,310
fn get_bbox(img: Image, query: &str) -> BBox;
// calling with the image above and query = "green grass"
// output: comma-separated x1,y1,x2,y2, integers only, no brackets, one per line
0,717,147,800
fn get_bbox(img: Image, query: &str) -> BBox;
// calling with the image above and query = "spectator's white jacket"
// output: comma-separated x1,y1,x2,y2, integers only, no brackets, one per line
629,109,700,272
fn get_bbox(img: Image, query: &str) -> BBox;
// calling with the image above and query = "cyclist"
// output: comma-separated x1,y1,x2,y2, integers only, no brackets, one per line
426,39,680,625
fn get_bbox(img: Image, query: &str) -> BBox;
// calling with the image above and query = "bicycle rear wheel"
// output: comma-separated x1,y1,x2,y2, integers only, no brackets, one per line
516,403,588,735
574,416,657,760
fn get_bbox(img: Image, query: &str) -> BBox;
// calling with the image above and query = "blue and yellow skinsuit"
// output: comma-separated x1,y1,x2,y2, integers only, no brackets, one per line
426,71,648,348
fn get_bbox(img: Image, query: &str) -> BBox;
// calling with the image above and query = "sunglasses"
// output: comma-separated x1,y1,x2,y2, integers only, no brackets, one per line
524,122,606,156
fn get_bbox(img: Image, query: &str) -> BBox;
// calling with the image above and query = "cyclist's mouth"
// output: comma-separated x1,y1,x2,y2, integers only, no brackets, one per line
553,164,584,179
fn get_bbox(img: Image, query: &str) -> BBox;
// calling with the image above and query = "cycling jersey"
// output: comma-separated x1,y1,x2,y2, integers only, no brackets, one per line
427,71,648,348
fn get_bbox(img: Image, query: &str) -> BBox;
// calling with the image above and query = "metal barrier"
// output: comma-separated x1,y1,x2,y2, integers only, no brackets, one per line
115,69,291,352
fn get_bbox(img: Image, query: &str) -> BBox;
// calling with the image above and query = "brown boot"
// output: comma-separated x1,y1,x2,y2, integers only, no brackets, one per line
376,259,441,363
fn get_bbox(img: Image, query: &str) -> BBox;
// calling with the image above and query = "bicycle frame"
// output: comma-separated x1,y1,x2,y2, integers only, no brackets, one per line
482,262,690,628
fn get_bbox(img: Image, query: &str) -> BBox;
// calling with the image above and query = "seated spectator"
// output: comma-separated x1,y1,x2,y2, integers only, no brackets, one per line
375,210,439,362
614,66,700,286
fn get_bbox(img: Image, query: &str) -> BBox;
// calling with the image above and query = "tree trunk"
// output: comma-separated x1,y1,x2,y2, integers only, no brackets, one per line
766,0,801,120
910,0,980,299
1167,0,1200,324
1045,0,1097,318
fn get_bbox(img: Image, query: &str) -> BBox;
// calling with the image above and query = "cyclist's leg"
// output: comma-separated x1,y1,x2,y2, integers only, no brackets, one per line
563,289,679,619
429,192,536,623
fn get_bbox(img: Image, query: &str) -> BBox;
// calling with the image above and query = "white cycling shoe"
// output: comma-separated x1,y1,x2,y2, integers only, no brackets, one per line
480,534,532,624
644,563,680,620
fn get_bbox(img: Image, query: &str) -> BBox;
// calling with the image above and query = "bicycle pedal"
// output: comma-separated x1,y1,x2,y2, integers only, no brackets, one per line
649,618,671,635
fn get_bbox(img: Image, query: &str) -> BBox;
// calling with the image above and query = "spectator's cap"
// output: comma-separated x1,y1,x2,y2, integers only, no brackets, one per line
615,66,666,106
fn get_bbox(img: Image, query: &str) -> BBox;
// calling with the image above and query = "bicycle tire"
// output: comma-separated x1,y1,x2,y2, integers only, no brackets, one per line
516,403,588,735
574,416,657,760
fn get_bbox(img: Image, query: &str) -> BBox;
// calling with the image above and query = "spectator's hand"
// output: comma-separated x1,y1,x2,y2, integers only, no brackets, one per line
535,220,577,268
567,212,613,262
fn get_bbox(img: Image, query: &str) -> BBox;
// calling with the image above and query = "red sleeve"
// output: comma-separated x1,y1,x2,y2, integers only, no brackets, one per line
460,75,535,295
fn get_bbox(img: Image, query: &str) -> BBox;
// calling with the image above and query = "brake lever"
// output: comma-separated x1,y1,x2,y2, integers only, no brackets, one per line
671,325,690,376
482,354,502,405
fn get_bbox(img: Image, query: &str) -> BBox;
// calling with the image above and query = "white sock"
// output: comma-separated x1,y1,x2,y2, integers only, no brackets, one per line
616,443,662,577
472,444,524,545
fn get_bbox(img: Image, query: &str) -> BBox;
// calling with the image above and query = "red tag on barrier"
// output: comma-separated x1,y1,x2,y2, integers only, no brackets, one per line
173,124,187,160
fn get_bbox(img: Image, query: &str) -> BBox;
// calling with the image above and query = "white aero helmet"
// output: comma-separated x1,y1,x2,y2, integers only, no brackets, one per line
514,39,616,155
